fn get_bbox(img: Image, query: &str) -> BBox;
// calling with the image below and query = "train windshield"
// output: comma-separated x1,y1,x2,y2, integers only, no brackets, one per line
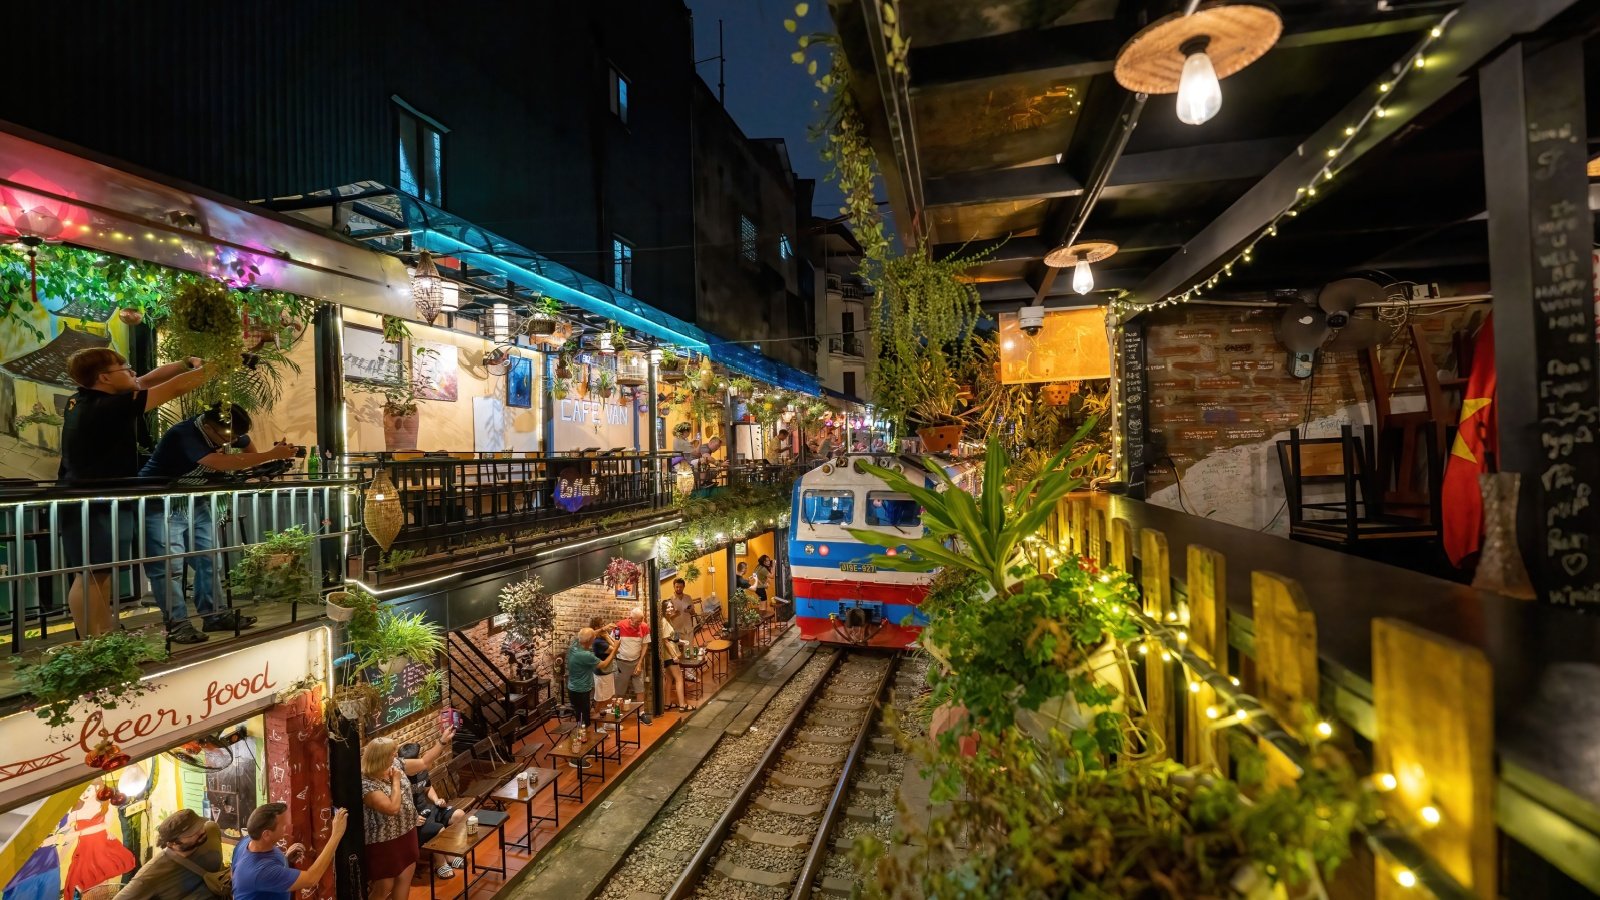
865,492,921,528
801,490,855,526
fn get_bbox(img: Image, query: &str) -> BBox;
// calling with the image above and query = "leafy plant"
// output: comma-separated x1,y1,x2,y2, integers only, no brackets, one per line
358,609,445,675
596,369,616,398
659,346,681,367
728,376,755,397
378,548,418,572
680,560,702,583
160,280,245,425
551,377,570,400
229,526,315,603
531,295,562,316
336,586,382,664
17,630,168,729
381,314,412,344
418,670,444,708
857,726,1368,900
498,576,554,646
727,589,764,630
602,557,641,591
848,427,1095,597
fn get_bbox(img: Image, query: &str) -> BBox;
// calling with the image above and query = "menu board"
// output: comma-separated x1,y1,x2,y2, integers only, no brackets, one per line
367,660,435,732
1524,96,1600,609
1119,324,1148,498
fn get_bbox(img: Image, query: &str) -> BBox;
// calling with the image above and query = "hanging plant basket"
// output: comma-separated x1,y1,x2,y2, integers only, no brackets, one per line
555,358,572,380
364,469,405,552
1041,382,1077,406
325,590,357,622
525,311,558,335
917,424,964,453
659,361,685,383
117,308,143,326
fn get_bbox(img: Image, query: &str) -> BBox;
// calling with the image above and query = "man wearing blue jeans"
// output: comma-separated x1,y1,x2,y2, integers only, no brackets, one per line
141,404,295,643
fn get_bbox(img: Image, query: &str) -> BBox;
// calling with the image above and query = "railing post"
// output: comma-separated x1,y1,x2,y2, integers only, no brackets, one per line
1250,571,1317,786
1372,619,1495,899
1184,545,1227,769
647,356,661,507
645,557,664,716
726,544,739,662
1139,528,1173,758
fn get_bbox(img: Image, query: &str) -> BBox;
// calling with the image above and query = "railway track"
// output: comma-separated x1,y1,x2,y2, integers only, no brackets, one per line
593,650,902,900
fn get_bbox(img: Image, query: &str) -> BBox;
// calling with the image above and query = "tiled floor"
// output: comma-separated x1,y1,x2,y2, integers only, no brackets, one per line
405,626,788,900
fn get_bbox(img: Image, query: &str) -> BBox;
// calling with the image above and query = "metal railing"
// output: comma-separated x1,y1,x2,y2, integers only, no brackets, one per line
346,451,676,583
828,335,864,357
0,476,356,660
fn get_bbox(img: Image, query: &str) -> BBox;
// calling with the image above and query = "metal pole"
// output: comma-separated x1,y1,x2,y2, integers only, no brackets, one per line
718,19,726,107
313,304,347,590
725,544,739,662
647,354,661,505
645,557,664,716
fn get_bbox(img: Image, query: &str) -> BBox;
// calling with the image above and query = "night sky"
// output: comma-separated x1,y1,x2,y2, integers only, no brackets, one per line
684,0,846,219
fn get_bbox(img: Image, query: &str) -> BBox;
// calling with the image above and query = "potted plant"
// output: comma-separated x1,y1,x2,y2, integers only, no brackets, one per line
910,359,968,453
552,377,571,400
17,630,168,729
418,670,445,708
728,376,755,399
498,576,555,652
159,279,246,422
602,557,641,592
359,609,445,678
727,589,764,646
526,295,561,335
229,526,315,604
596,369,617,400
349,364,424,451
658,347,685,382
330,681,382,722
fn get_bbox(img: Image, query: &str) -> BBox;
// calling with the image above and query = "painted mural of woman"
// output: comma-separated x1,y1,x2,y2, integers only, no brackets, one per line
56,784,135,900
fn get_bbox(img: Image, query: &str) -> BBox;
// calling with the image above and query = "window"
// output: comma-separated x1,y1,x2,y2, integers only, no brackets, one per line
739,214,757,262
612,237,634,293
866,492,921,528
396,103,444,204
609,66,630,124
843,370,857,398
779,234,794,260
801,489,855,526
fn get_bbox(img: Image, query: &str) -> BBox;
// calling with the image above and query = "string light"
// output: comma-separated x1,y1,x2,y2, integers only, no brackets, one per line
1419,805,1442,826
1314,721,1333,738
1205,706,1220,719
1376,773,1398,792
1188,681,1201,693
1113,10,1454,322
1395,870,1418,889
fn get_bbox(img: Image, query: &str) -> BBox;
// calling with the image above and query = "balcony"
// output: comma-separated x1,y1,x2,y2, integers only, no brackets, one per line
839,284,868,305
0,477,354,701
829,335,865,357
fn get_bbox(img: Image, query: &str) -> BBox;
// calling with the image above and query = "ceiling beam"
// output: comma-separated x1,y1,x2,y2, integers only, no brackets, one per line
1127,0,1594,310
924,135,1298,207
976,267,1143,303
935,219,1196,263
908,11,1437,91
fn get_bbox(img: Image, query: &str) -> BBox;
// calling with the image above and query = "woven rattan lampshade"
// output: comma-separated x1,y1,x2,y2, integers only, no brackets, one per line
1114,3,1282,95
364,468,404,552
410,251,444,324
1588,154,1600,178
1044,240,1118,268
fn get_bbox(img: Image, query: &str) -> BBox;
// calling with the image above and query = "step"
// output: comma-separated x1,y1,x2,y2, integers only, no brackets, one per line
713,857,796,888
735,824,812,848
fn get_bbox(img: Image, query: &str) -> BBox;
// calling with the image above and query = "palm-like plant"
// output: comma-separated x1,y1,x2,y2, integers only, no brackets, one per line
848,419,1097,597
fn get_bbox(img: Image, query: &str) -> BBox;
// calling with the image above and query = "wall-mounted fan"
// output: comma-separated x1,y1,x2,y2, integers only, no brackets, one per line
1276,278,1387,377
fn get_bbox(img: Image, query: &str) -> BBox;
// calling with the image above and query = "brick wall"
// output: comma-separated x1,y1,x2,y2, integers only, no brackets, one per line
1141,299,1487,532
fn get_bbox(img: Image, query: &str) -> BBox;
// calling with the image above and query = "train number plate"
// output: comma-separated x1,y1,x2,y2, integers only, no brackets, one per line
839,562,877,573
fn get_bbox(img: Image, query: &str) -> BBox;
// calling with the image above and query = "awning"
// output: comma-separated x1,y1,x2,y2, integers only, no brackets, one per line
262,183,821,395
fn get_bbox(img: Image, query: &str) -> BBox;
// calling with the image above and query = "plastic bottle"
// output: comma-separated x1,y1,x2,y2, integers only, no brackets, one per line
307,445,321,478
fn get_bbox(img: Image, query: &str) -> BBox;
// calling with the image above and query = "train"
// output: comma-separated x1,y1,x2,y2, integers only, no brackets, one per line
787,453,975,648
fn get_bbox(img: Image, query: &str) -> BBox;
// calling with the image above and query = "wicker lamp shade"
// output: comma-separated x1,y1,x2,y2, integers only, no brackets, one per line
364,468,405,552
411,251,444,325
1044,240,1118,268
1588,155,1600,178
1114,3,1282,95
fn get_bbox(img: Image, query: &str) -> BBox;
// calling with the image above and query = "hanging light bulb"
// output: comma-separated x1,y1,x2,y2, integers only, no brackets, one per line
1176,37,1222,125
1072,256,1094,294
439,279,459,314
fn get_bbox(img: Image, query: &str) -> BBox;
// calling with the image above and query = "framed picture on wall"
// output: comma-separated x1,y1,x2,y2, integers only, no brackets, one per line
342,324,401,384
414,340,459,401
507,355,533,408
734,542,748,556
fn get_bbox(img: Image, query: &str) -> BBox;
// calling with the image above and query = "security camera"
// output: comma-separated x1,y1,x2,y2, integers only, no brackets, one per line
1019,305,1046,336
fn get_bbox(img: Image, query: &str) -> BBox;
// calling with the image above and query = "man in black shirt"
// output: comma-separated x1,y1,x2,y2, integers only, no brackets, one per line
59,347,211,638
141,404,296,643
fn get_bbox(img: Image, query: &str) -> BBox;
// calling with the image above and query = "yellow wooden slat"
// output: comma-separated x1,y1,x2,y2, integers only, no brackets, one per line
1372,618,1495,900
1251,571,1317,786
1185,545,1228,769
1089,507,1109,566
1140,528,1173,758
1109,517,1135,572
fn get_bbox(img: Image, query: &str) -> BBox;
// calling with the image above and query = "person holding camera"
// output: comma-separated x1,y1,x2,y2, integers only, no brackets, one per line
140,403,296,644
399,743,467,881
232,802,348,900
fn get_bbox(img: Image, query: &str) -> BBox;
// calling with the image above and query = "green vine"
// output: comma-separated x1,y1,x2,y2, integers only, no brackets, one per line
159,280,244,424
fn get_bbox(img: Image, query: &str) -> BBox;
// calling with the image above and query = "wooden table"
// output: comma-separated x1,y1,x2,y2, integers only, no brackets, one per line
544,730,609,802
488,767,561,852
595,700,643,761
421,818,505,900
704,639,732,680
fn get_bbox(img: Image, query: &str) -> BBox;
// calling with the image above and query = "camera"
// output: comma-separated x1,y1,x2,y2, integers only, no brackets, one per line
1019,305,1046,336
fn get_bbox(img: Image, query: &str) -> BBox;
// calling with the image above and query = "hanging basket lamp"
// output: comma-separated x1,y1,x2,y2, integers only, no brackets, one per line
410,251,445,324
363,468,404,552
1113,2,1282,126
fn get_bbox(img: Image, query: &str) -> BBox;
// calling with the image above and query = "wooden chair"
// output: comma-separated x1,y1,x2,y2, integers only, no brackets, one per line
1363,323,1458,523
1276,425,1438,548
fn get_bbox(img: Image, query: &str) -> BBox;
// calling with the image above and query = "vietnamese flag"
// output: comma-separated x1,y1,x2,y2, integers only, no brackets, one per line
1442,315,1496,566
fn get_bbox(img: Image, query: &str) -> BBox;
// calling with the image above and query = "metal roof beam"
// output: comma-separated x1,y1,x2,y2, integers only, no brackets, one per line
908,11,1437,91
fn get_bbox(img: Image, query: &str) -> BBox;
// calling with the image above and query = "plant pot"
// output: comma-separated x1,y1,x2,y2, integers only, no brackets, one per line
555,361,572,380
1041,382,1076,406
378,657,411,676
383,411,419,451
525,313,557,335
917,424,964,453
117,308,143,326
325,592,355,622
741,414,755,423
336,696,370,719
1015,639,1128,741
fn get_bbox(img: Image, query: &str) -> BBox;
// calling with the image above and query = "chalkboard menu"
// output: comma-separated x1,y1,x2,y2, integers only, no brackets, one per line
367,660,435,733
1119,323,1148,498
1492,41,1600,610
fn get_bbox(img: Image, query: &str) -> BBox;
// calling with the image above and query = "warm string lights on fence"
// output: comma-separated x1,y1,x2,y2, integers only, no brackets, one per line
1110,10,1458,322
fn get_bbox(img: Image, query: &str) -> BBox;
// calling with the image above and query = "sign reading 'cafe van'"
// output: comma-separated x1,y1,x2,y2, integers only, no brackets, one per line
0,629,329,804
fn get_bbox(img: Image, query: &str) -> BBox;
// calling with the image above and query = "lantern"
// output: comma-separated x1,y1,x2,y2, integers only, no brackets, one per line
363,469,404,551
411,251,444,324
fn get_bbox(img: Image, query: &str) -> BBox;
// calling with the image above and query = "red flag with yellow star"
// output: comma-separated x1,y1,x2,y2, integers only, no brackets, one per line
1442,315,1495,566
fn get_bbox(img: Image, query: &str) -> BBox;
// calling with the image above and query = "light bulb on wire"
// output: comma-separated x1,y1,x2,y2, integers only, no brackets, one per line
1072,256,1094,294
1176,37,1222,125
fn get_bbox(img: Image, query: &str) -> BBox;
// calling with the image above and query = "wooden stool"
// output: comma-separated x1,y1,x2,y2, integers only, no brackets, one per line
705,639,732,681
679,657,706,704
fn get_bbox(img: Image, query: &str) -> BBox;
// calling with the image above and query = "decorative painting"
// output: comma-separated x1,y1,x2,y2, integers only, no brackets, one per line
413,339,459,401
